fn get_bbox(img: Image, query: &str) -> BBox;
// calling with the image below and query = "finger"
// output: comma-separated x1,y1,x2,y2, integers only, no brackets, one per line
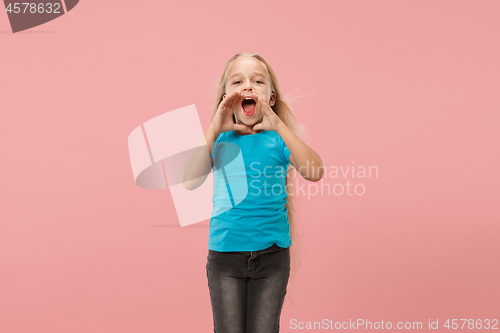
233,123,249,132
253,122,263,131
219,91,240,113
230,91,243,108
251,90,266,100
221,91,240,106
228,91,243,110
251,90,267,105
252,93,269,116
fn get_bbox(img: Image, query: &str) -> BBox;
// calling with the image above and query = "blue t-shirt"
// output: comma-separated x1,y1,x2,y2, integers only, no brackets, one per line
209,130,292,252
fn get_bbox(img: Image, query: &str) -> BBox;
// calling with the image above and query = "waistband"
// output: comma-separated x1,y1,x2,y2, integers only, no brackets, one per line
209,243,288,255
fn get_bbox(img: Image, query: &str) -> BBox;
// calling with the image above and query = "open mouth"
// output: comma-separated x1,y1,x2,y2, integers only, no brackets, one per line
241,97,256,116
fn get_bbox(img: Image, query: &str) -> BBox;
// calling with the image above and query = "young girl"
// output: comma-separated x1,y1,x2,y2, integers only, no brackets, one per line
183,52,323,333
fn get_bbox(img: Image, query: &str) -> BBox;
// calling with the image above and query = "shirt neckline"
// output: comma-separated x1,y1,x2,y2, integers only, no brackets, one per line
231,130,268,137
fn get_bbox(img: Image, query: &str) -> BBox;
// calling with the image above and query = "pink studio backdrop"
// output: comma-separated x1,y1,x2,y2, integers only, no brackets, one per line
1,1,499,332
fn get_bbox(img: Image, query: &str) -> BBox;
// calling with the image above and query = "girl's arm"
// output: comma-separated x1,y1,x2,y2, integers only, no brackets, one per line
250,89,324,182
181,127,218,190
182,90,250,190
277,124,324,182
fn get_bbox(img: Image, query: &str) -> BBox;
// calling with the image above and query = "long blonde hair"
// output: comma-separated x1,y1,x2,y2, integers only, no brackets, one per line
210,52,307,307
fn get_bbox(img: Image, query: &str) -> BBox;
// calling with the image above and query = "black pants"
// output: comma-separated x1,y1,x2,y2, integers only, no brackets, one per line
206,243,291,333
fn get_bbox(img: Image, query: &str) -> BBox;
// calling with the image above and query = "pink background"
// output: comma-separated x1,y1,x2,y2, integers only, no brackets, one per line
1,1,499,332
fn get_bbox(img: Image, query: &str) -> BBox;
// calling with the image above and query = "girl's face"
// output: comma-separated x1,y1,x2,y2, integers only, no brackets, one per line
224,57,276,127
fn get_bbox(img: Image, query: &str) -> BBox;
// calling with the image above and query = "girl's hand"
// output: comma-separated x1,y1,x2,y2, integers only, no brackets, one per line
209,90,251,135
251,90,285,132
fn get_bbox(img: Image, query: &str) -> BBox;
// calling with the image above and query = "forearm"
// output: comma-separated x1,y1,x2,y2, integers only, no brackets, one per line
276,124,324,182
181,126,220,190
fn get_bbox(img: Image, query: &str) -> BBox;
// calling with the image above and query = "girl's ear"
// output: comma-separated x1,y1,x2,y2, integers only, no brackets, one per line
222,94,226,100
269,92,276,107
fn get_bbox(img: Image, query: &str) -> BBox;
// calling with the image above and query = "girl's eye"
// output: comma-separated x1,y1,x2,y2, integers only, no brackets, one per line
232,80,264,84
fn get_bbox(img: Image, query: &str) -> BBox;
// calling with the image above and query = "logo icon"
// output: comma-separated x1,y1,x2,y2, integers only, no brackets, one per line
128,105,248,227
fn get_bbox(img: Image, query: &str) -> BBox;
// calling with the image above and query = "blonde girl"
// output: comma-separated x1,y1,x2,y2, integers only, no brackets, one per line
183,52,323,333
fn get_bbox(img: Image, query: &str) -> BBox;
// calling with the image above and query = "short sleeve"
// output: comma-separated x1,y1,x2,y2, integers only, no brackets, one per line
210,132,224,160
274,132,291,164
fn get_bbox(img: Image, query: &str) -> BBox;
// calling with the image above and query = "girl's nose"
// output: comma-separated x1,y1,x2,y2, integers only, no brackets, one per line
242,82,253,91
